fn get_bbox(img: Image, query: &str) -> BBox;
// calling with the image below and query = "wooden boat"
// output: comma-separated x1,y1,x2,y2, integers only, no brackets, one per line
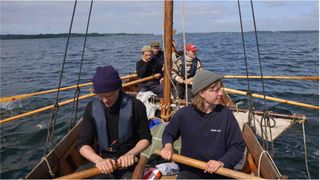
24,72,305,179
0,0,316,179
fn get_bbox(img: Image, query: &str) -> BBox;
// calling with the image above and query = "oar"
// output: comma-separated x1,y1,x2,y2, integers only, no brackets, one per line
154,149,264,179
0,75,155,124
224,75,319,80
131,155,148,178
132,118,168,179
57,157,139,179
223,87,319,110
56,166,101,179
0,74,138,103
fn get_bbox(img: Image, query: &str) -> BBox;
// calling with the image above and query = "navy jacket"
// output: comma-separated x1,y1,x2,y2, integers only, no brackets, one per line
78,92,152,157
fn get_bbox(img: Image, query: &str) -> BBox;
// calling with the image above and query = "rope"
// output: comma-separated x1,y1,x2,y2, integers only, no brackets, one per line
267,114,276,156
257,150,282,178
250,0,268,112
41,157,55,178
161,31,179,104
248,93,257,133
259,114,268,151
44,0,77,156
181,0,188,104
248,0,277,153
69,87,80,130
238,0,259,143
259,111,276,154
69,0,94,130
237,0,252,95
302,122,311,179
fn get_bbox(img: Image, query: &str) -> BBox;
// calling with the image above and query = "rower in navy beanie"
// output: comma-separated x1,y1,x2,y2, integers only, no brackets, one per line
92,65,122,93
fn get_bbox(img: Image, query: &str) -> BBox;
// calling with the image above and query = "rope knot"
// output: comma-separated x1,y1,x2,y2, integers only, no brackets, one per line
53,103,60,110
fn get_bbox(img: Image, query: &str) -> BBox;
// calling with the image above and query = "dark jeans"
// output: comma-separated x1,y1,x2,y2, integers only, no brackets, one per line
139,80,163,98
173,83,192,102
76,162,134,179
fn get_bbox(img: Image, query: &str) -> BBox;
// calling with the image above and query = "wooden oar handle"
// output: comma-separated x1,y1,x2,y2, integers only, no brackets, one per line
56,166,100,179
154,149,264,179
56,157,138,179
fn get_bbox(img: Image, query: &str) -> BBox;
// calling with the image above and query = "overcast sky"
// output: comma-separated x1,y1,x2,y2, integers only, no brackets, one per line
1,0,319,35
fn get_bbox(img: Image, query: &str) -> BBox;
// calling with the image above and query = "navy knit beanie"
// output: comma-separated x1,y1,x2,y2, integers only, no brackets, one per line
92,65,122,93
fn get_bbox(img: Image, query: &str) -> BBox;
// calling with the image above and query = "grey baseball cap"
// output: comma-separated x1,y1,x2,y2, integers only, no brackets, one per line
191,70,224,95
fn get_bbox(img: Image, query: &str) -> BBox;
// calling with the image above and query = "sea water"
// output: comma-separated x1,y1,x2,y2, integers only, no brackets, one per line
0,31,318,178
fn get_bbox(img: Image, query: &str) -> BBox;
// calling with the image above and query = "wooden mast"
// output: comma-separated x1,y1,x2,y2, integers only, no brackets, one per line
161,0,173,121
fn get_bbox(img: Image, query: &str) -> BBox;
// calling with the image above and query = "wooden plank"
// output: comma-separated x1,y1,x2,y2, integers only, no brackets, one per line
246,152,258,175
25,119,83,178
242,123,282,178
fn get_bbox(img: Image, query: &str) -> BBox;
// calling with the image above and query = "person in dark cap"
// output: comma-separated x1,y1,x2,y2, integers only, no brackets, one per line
172,43,203,101
161,70,245,179
150,41,164,66
136,45,163,97
77,65,152,178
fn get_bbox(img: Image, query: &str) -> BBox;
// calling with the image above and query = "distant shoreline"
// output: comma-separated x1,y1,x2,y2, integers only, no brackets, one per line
0,33,153,40
0,30,317,40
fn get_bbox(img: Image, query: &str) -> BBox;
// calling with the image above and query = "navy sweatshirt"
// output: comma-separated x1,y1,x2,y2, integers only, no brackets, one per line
162,105,245,171
136,58,162,79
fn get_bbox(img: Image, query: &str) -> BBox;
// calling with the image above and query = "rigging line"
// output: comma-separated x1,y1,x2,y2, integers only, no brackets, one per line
44,0,78,156
302,122,311,179
41,157,55,178
250,0,274,152
181,0,188,104
237,0,256,135
250,0,268,111
44,104,59,155
69,0,94,130
257,150,282,178
259,113,268,150
267,113,276,156
249,95,257,133
162,34,179,101
237,0,251,93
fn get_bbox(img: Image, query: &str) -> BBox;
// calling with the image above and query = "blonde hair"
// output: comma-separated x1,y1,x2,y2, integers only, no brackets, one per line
191,92,206,112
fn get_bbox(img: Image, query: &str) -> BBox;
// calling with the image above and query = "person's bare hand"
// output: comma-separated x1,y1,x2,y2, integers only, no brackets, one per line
177,77,185,84
95,158,116,174
161,144,173,160
204,160,224,174
160,78,164,84
154,73,161,79
185,78,192,85
117,153,135,168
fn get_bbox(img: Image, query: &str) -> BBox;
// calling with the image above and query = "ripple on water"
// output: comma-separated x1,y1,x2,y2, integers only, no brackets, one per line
1,32,318,179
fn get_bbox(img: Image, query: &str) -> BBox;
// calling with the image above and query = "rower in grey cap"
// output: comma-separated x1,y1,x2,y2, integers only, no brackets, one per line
161,69,245,179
